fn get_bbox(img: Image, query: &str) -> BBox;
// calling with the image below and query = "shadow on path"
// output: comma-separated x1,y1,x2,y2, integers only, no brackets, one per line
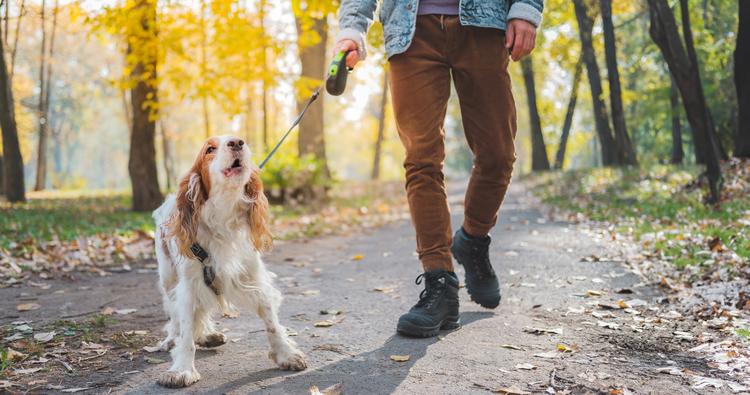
209,311,494,394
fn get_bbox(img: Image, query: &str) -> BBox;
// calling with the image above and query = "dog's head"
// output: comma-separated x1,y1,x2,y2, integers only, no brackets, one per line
168,135,272,256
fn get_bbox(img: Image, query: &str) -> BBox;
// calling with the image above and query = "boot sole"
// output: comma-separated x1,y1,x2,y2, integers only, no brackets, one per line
396,315,461,338
452,250,502,309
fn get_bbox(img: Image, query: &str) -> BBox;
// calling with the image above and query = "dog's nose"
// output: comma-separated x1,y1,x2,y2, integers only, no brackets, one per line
227,138,244,151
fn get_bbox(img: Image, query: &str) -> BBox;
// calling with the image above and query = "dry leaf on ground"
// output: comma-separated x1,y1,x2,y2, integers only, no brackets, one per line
390,355,410,362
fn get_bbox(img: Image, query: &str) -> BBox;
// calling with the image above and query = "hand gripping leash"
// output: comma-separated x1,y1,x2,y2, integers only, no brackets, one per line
258,50,352,169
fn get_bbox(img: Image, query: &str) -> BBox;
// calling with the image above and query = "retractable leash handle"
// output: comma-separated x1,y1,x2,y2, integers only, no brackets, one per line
326,50,352,96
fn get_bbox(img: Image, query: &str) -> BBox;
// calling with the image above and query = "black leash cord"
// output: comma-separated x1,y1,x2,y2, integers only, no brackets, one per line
258,88,321,170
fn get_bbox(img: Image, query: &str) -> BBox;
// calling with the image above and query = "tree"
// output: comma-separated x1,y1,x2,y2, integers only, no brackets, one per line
34,0,59,191
599,0,637,166
554,57,583,169
371,68,388,180
736,0,750,158
0,11,26,202
293,1,336,177
647,0,722,203
573,0,616,166
669,75,684,164
127,0,163,211
521,56,550,171
9,0,24,79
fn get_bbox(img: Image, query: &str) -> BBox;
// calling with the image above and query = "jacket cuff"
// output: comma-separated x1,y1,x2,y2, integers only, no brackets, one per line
334,27,368,61
507,2,543,27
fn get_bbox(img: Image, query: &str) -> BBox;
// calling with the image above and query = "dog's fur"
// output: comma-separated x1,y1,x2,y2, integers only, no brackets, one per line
152,135,306,388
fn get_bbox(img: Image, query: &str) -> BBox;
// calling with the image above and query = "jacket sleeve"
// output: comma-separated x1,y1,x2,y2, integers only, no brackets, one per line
508,0,544,27
334,0,378,61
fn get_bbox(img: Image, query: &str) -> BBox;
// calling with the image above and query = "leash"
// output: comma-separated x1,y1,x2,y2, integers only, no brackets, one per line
192,50,353,293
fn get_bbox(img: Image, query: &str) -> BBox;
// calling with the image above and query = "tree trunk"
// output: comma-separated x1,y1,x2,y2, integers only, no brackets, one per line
127,0,162,211
735,0,750,158
554,57,583,170
34,0,48,191
0,19,25,202
34,0,58,191
371,69,388,180
647,0,722,203
573,0,617,166
9,0,23,79
159,120,174,190
521,56,550,171
0,154,4,196
669,75,684,164
295,16,329,175
600,0,637,166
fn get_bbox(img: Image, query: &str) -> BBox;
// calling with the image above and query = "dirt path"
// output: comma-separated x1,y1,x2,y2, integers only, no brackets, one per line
1,182,736,394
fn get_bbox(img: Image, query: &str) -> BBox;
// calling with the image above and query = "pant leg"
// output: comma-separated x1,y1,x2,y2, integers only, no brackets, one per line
447,19,517,237
389,15,453,272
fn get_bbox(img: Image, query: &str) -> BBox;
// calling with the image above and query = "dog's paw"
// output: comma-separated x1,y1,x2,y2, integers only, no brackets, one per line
196,332,226,348
270,348,308,371
156,369,201,388
158,338,175,352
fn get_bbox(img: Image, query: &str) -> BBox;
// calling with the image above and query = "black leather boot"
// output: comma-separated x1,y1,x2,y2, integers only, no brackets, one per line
451,227,501,308
396,270,460,337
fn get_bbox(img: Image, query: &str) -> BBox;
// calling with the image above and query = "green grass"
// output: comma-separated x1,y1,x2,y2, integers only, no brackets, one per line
1,191,153,250
529,165,750,268
736,329,750,340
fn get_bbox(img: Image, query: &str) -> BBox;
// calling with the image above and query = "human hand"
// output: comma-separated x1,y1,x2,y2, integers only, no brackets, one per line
333,39,361,68
505,19,537,61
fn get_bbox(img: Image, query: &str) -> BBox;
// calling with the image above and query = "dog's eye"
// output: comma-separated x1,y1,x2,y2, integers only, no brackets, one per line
206,146,215,154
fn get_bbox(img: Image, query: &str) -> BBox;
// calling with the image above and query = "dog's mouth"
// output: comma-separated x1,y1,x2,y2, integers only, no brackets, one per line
222,158,244,177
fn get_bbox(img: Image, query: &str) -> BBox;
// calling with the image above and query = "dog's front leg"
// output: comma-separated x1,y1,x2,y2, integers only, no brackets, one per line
256,287,307,371
157,281,201,388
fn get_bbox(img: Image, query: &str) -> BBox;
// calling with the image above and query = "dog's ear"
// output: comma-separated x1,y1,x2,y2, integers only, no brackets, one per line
245,167,272,253
169,171,206,257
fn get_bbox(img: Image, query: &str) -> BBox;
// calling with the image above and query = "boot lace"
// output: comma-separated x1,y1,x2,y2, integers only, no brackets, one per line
414,273,446,309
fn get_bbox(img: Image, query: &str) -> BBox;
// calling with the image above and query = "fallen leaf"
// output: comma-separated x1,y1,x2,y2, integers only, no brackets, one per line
534,352,559,359
352,254,364,261
597,321,620,330
115,308,137,315
33,332,55,343
390,355,410,362
6,349,26,362
557,344,576,353
515,363,537,370
499,344,524,351
373,286,396,293
16,303,40,312
142,345,161,353
302,290,320,296
144,356,165,364
100,307,115,315
314,320,335,328
523,327,563,335
309,383,344,395
61,388,90,393
14,324,32,332
494,384,531,395
586,290,603,297
13,368,43,375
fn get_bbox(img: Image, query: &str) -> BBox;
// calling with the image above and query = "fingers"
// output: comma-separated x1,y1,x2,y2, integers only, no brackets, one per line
505,22,515,50
346,51,360,69
334,39,361,68
507,20,537,61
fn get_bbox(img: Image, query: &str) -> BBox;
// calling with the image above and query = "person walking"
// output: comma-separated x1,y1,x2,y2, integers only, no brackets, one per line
333,0,543,337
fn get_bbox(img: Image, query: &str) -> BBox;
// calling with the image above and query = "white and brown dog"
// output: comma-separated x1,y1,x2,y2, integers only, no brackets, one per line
152,135,307,388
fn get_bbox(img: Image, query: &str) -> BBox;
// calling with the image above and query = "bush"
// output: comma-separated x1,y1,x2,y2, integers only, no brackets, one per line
259,153,331,205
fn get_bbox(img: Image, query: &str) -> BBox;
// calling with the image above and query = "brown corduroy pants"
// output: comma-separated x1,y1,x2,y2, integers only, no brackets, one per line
389,15,517,272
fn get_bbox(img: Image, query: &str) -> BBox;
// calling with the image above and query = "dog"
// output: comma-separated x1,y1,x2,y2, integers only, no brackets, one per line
152,135,307,388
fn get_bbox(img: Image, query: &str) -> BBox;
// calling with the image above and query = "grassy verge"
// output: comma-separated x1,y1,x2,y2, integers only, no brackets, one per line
528,164,750,269
0,181,407,252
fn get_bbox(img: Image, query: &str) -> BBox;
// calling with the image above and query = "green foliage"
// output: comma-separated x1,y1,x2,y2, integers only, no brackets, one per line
260,153,331,204
737,329,750,340
0,347,10,375
0,193,153,250
531,165,750,268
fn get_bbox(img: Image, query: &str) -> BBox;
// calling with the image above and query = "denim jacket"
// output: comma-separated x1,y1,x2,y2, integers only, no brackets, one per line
335,0,544,60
